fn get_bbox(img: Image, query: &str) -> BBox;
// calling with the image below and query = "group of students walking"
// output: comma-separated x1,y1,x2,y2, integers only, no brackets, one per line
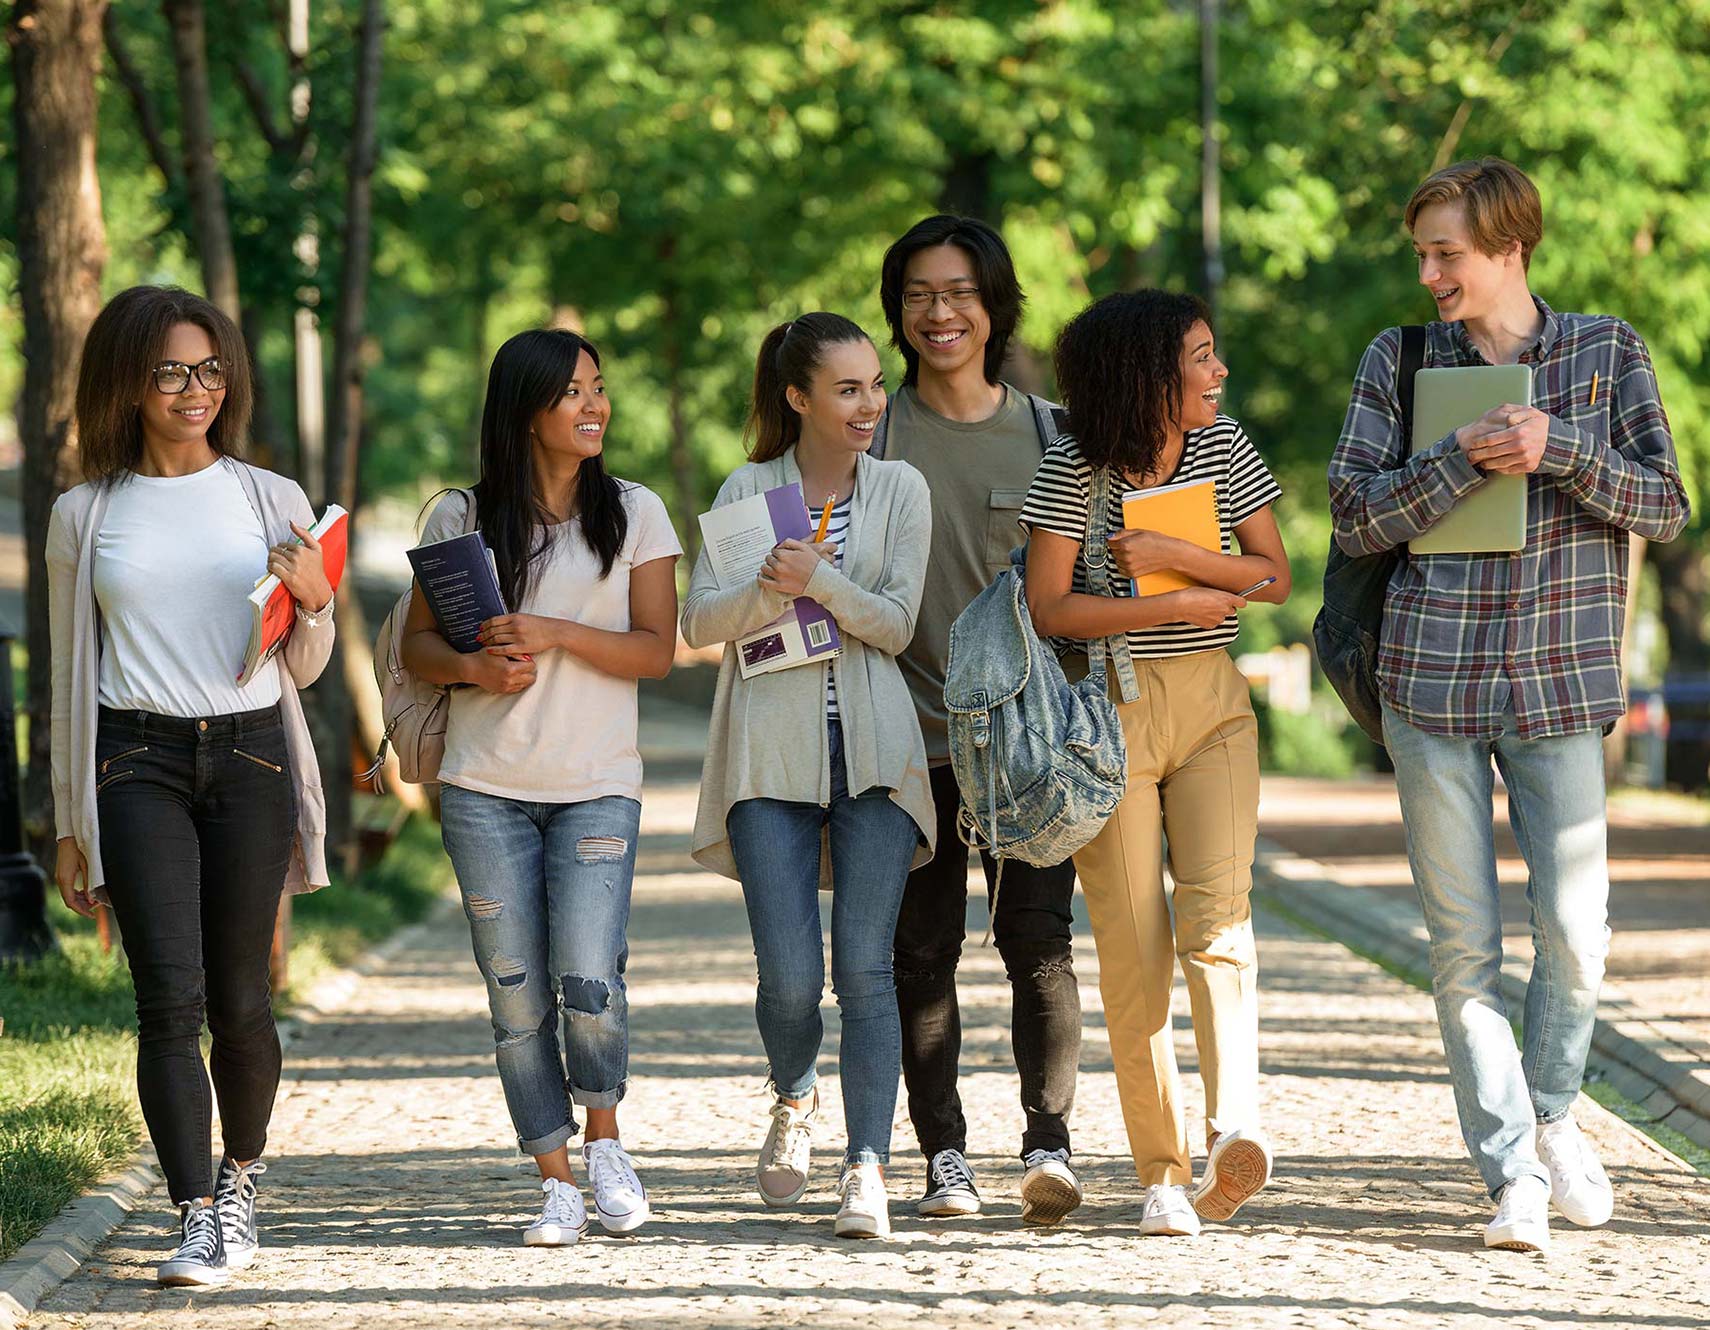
46,156,1687,1286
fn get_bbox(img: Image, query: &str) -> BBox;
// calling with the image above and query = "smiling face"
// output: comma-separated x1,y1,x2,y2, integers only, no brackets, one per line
1411,200,1525,324
899,244,991,382
530,349,610,462
1175,319,1227,433
139,322,225,452
785,339,886,453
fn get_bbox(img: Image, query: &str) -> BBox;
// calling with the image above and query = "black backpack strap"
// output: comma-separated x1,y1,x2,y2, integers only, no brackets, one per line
867,400,893,460
1027,393,1069,453
1398,325,1426,457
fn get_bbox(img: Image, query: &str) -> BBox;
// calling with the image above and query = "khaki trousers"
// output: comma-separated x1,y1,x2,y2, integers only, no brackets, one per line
1072,648,1261,1185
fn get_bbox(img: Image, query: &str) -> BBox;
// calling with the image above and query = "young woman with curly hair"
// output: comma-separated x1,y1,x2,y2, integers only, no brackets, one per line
1020,290,1291,1238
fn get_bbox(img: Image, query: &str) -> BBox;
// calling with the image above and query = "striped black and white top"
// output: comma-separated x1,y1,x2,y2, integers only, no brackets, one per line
811,495,853,717
1019,417,1282,659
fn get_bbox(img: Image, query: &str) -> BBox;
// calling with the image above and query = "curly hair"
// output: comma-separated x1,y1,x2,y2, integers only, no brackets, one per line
1053,290,1212,478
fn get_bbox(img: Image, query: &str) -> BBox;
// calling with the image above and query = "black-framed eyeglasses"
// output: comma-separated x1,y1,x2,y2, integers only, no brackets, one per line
152,358,226,394
901,286,982,311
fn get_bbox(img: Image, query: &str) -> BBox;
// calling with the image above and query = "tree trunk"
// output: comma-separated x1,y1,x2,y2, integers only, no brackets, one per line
937,149,993,220
659,281,698,565
9,0,109,869
313,0,388,868
162,0,241,319
1650,536,1710,791
1199,0,1223,323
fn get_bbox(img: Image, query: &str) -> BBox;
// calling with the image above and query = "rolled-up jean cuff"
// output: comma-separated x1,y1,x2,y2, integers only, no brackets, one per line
845,1147,888,1167
518,1121,578,1157
1536,1106,1573,1127
570,1083,626,1111
771,1069,818,1102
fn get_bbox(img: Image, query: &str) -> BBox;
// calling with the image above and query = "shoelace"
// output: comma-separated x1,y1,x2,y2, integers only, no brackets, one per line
587,1143,640,1197
1022,1148,1069,1171
770,1103,814,1171
540,1178,581,1224
839,1167,880,1204
1543,1122,1586,1175
1143,1185,1186,1218
215,1159,265,1236
931,1150,975,1191
173,1203,221,1264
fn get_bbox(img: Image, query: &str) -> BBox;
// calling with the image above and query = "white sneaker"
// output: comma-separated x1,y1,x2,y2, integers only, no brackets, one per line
834,1163,891,1239
1139,1183,1201,1237
1537,1116,1614,1227
1484,1175,1551,1252
1192,1127,1273,1222
523,1177,588,1246
1019,1148,1082,1225
757,1092,816,1207
583,1139,651,1234
917,1148,982,1217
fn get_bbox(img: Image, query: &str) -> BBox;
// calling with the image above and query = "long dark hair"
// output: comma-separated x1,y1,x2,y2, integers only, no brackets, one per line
474,328,628,608
1053,290,1212,478
74,285,254,484
744,312,872,462
879,213,1025,387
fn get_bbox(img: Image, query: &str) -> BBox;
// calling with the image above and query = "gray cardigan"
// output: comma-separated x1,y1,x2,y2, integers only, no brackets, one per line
47,458,336,901
681,448,936,879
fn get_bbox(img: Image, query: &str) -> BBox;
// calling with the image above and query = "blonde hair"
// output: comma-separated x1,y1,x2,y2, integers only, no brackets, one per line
1405,157,1543,270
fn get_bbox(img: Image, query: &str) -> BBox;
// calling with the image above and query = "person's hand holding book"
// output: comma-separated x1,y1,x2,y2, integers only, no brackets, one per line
1106,528,1194,581
268,521,334,613
758,540,827,598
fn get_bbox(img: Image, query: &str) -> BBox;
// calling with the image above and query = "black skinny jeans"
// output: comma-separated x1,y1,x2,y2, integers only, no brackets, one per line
893,762,1081,1160
95,704,296,1203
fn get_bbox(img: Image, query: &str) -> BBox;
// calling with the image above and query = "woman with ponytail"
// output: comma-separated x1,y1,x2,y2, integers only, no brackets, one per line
682,313,934,1239
400,328,681,1245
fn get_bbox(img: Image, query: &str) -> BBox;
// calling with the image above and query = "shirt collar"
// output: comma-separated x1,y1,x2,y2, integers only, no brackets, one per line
1449,294,1560,364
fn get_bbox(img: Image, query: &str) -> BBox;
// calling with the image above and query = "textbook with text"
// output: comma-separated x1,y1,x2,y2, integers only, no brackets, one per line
1120,478,1220,596
406,530,508,654
697,481,843,679
237,504,350,684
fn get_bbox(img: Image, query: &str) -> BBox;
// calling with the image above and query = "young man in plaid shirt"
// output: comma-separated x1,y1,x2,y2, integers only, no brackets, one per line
1327,157,1689,1253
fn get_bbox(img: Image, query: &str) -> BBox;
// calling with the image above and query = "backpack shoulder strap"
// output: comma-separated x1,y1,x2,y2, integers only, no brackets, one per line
866,400,893,460
461,487,478,534
1026,393,1069,453
1398,325,1426,458
1079,463,1140,704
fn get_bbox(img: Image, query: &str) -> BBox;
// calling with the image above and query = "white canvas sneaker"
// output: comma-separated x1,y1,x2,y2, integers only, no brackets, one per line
583,1139,651,1234
523,1177,589,1246
1192,1127,1273,1222
1537,1116,1614,1227
834,1163,891,1239
757,1092,817,1207
1139,1183,1201,1237
1484,1175,1551,1252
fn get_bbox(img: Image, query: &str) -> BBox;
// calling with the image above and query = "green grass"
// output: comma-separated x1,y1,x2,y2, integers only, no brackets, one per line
0,812,453,1261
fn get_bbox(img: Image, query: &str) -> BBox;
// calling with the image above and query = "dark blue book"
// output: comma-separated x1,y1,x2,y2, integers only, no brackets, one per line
406,531,507,653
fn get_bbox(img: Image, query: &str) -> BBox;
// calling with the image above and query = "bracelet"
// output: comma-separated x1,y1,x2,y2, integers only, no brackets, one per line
295,595,335,628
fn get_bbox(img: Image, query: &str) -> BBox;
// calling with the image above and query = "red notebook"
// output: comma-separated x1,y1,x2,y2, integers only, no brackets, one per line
236,505,349,684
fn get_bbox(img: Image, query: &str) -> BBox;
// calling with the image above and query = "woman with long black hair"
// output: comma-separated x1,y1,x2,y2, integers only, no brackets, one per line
400,328,680,1245
48,285,335,1287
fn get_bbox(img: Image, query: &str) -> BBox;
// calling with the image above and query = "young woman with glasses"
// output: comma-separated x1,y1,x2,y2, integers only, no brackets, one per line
400,328,681,1246
682,312,934,1239
48,285,336,1287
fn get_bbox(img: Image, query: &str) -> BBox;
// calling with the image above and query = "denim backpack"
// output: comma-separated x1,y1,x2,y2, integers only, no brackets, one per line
1313,325,1424,745
943,463,1138,885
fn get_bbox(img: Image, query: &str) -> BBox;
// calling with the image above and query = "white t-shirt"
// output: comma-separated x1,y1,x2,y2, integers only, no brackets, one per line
93,462,284,717
435,482,682,804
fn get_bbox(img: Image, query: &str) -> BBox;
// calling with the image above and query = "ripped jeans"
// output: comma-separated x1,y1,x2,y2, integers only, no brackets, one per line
438,784,640,1156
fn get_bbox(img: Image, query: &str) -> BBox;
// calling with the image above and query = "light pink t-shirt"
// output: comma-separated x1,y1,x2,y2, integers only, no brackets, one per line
433,482,681,804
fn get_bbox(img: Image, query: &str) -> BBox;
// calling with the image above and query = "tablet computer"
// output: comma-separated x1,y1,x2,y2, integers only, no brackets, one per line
1409,363,1532,555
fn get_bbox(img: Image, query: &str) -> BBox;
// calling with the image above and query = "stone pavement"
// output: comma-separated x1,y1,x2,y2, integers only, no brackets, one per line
26,762,1710,1330
1258,776,1710,1150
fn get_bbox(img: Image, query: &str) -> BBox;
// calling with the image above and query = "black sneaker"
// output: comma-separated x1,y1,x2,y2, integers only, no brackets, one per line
157,1199,230,1287
214,1157,267,1269
916,1147,982,1217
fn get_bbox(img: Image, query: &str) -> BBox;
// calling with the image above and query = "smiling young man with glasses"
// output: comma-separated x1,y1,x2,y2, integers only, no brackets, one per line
870,214,1083,1226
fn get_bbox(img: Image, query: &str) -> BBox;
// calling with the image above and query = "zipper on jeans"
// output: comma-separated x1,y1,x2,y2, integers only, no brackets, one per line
233,748,285,773
95,769,135,793
99,745,147,774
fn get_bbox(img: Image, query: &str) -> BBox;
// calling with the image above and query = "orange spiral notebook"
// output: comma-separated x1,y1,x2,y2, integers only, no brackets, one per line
1120,478,1219,596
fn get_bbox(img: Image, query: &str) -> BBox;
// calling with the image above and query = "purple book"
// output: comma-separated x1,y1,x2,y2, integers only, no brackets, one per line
761,483,842,663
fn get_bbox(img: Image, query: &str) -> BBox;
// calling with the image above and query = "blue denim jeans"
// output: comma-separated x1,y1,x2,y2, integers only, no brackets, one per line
1381,701,1610,1196
438,785,640,1156
726,722,920,1166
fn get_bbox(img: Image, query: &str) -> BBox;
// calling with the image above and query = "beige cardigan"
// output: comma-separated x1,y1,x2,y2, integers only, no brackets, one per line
47,458,336,901
682,448,936,880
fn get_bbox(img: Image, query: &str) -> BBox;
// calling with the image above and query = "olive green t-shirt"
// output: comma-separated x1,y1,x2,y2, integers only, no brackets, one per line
884,383,1044,764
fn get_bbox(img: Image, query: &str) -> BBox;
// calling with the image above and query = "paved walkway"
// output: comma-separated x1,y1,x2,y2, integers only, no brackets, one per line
1259,776,1710,1149
28,763,1710,1329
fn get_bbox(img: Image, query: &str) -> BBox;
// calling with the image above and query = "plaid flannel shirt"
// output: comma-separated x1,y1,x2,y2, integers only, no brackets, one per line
1328,298,1690,739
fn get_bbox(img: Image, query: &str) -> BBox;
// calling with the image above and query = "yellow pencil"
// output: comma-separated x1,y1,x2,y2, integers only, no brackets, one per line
812,493,836,543
1589,371,1599,406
